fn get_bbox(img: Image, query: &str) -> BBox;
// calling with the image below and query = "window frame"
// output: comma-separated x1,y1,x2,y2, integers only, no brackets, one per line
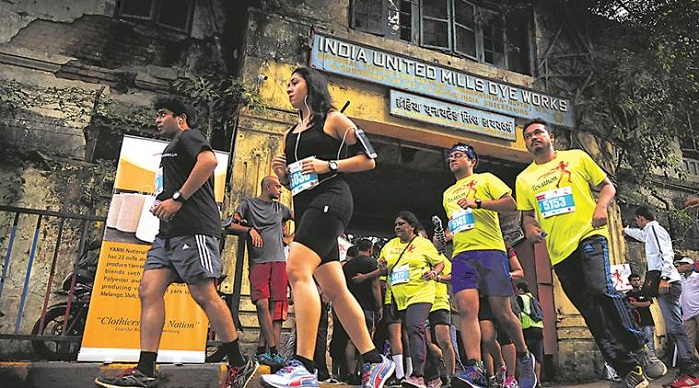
350,0,533,75
116,0,195,34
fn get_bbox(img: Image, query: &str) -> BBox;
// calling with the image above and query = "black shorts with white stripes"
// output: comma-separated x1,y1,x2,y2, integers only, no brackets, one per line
145,235,221,284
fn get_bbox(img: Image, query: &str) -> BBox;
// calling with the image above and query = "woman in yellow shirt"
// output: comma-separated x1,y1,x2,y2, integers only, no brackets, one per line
380,211,444,388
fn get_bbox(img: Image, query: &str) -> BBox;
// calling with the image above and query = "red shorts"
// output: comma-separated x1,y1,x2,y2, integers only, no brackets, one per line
249,262,288,320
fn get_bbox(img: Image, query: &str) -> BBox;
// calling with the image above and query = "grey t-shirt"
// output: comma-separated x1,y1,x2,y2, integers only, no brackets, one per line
236,198,293,265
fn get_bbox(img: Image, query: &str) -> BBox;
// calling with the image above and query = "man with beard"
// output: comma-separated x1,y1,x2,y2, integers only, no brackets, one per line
228,176,294,367
515,119,666,388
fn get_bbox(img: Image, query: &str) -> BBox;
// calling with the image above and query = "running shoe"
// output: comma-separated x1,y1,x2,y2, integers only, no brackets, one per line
260,358,318,388
94,368,159,388
611,366,649,388
453,361,487,388
426,376,443,388
515,352,537,388
362,354,396,388
502,376,519,388
495,365,507,387
224,357,261,388
662,374,699,388
403,375,426,388
637,346,667,379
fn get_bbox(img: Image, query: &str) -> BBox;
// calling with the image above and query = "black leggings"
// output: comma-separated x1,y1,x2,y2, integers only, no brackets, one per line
294,207,346,264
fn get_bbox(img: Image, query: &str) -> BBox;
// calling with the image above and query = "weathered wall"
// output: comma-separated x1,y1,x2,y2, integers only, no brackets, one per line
0,0,250,359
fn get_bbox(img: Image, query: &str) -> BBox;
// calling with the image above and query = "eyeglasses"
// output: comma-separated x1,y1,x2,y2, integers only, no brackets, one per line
523,128,548,140
446,152,469,161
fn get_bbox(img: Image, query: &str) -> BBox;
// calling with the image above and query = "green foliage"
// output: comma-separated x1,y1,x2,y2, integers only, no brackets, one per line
172,71,264,141
543,0,699,191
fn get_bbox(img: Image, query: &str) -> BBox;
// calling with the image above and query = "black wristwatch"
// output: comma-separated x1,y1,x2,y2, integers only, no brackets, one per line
475,199,482,209
328,160,339,173
172,191,186,203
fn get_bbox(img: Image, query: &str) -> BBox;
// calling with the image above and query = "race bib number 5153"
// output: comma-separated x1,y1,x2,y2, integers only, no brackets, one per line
536,187,575,218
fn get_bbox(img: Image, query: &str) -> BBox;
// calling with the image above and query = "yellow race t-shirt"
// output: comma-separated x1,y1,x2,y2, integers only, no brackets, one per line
380,236,443,311
431,257,452,312
443,172,511,255
515,149,610,266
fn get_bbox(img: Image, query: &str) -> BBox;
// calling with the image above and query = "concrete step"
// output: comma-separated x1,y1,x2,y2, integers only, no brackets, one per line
0,361,358,388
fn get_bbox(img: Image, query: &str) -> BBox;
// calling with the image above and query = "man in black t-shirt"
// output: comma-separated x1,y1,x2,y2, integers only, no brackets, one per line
340,239,382,383
626,273,657,357
95,97,257,388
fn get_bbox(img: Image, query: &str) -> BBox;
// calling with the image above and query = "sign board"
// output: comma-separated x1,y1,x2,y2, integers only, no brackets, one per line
78,135,229,363
310,32,574,128
390,90,516,140
610,263,632,292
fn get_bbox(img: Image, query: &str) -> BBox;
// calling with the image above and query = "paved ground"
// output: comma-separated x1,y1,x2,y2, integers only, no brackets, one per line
0,361,679,387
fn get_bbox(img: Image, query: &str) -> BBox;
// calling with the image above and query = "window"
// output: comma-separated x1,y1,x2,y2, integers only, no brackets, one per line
351,0,533,75
352,0,413,41
117,0,194,33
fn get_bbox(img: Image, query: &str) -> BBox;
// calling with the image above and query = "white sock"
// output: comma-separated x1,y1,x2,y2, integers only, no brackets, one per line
406,357,413,377
392,354,405,379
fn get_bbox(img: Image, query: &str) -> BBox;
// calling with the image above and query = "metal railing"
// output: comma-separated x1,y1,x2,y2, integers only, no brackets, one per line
0,206,104,349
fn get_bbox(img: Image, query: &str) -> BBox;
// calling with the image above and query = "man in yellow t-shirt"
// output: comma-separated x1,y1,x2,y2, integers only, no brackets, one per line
515,119,661,387
440,143,536,388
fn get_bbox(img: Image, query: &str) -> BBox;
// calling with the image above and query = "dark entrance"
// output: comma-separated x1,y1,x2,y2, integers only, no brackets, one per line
346,136,527,238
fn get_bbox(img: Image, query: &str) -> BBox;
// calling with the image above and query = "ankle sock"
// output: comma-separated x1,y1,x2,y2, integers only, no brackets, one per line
223,339,247,367
136,351,157,377
361,349,382,364
294,355,316,372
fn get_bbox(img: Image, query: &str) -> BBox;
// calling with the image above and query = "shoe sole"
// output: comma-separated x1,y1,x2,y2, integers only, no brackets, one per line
260,375,319,388
450,378,485,388
93,377,159,388
94,379,120,388
94,376,160,388
240,362,262,388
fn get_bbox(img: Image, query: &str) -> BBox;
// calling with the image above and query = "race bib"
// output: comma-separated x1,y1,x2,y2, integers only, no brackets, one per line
536,187,575,218
448,208,475,234
390,265,410,285
289,160,319,196
154,167,163,195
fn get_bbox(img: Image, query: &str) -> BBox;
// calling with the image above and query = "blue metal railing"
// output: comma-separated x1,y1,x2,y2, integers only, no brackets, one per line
0,206,104,342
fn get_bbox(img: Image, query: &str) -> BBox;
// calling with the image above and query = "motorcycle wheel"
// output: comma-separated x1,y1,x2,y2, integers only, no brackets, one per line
31,305,84,361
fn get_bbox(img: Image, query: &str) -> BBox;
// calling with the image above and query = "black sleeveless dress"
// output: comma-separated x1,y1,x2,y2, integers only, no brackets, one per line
284,115,353,226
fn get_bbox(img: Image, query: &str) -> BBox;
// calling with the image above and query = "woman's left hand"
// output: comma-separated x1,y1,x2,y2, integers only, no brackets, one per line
301,156,330,174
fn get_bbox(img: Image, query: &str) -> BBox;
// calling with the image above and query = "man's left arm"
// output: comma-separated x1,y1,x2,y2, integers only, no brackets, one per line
592,177,616,228
153,150,217,221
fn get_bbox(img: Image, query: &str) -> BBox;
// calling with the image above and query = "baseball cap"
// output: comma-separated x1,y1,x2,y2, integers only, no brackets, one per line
675,257,694,265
